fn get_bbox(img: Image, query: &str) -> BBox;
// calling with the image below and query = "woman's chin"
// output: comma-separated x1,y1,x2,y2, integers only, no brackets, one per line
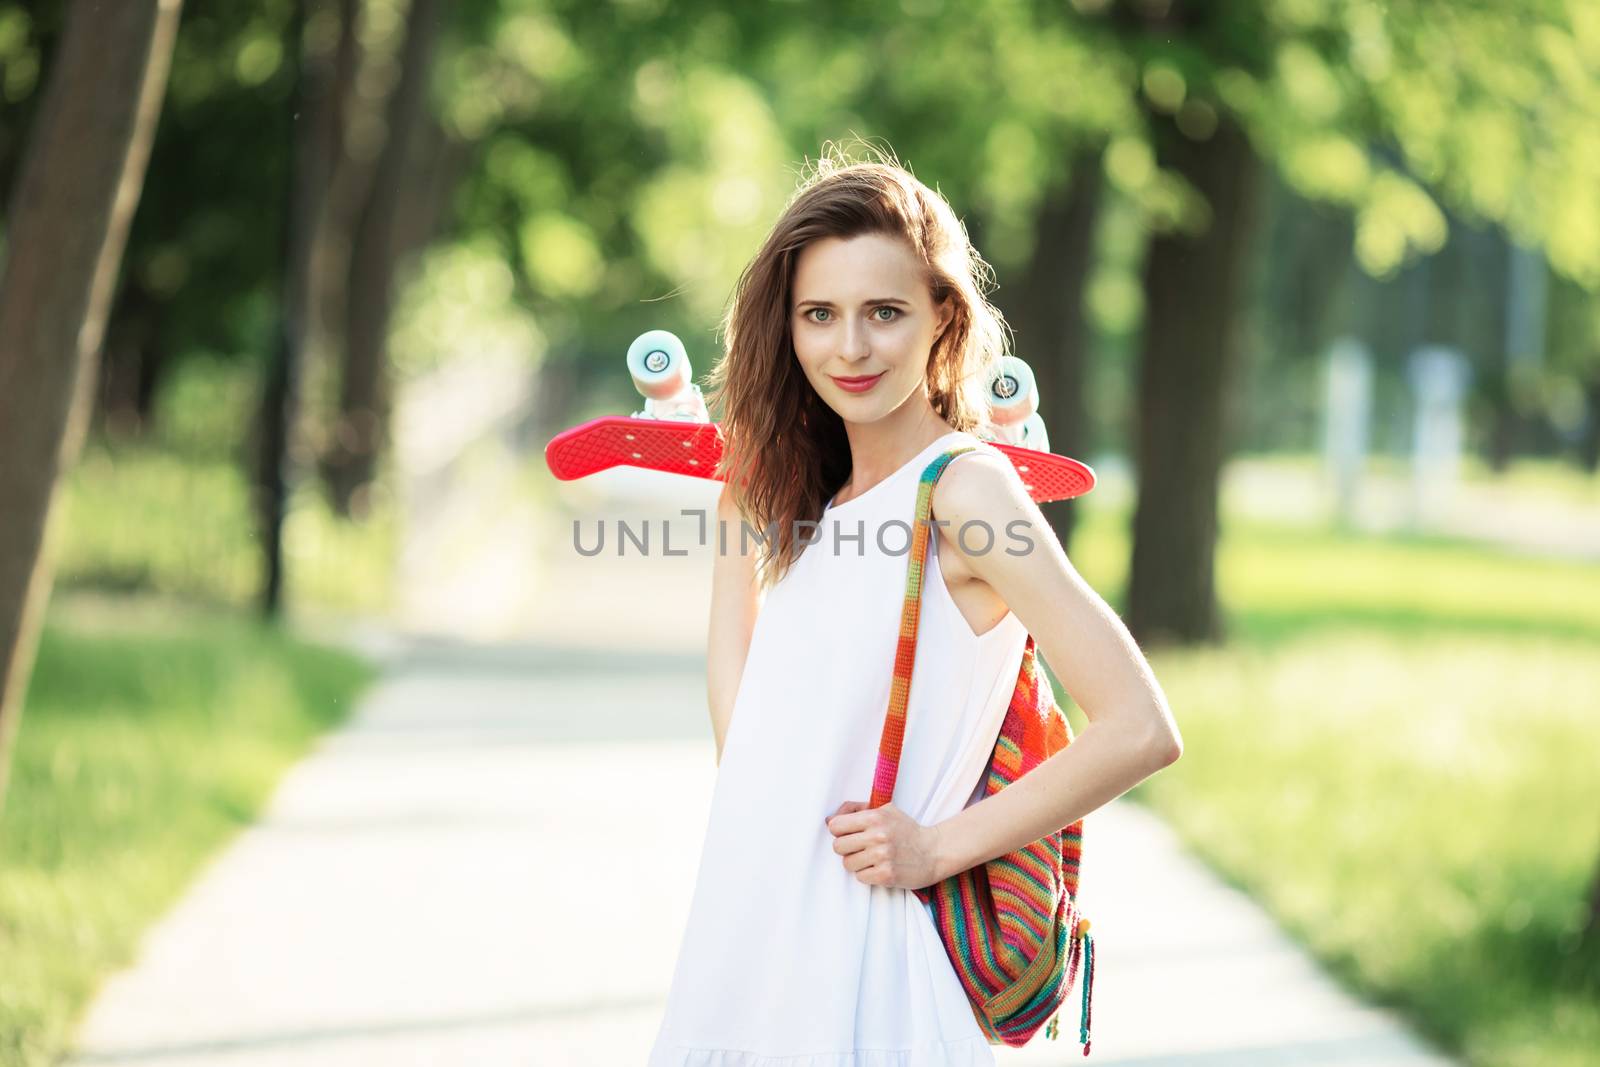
829,400,890,425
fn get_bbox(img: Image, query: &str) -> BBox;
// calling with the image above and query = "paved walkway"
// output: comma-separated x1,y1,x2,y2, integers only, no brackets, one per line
63,623,1461,1066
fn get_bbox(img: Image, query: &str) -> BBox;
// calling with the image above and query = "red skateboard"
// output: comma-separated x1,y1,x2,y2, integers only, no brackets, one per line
543,331,1096,503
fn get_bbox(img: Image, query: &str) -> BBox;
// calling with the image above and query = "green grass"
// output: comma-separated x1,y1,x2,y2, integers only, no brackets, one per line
54,439,398,616
1221,521,1600,644
0,598,375,1067
1047,502,1600,1067
1238,450,1600,508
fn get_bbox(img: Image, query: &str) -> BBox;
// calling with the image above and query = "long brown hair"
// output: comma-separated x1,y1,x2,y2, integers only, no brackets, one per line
705,146,1009,591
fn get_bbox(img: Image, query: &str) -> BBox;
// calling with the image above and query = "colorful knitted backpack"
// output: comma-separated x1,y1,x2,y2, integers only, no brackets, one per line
867,444,1097,1054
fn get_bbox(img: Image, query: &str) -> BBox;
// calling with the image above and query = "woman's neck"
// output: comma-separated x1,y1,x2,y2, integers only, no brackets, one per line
834,401,955,504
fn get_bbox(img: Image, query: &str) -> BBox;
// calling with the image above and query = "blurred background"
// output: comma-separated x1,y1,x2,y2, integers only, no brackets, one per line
0,1,1597,1065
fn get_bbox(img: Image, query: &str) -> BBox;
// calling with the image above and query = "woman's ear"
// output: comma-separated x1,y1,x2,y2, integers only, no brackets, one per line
933,296,954,344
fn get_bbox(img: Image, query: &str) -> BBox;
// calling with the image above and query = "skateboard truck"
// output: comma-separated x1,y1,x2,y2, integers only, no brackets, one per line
984,355,1050,453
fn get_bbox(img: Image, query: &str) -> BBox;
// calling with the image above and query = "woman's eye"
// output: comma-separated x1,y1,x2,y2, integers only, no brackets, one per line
807,308,831,322
873,306,898,321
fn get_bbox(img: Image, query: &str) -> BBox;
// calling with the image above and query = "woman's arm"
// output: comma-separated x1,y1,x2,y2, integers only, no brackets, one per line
921,450,1182,881
705,482,763,765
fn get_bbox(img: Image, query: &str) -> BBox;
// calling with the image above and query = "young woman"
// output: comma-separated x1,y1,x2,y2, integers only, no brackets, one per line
647,153,1183,1066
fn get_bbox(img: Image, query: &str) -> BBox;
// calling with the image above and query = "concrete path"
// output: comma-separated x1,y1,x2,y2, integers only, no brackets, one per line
63,625,1461,1066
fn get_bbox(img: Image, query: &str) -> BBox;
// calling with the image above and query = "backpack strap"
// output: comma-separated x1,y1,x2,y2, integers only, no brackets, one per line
868,445,978,808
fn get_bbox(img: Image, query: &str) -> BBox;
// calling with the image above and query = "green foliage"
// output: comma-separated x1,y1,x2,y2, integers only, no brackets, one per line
117,3,297,369
627,65,795,323
389,236,545,381
430,0,1600,461
1209,1,1600,286
441,0,769,374
6,0,1594,470
0,603,373,1067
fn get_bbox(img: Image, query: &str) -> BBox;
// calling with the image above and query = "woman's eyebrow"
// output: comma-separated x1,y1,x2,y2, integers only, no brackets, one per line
793,297,912,309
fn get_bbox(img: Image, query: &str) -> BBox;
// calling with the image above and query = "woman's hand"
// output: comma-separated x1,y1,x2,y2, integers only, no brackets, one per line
824,800,943,890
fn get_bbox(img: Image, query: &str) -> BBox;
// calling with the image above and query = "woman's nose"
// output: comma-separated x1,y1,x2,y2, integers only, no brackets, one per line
839,318,869,361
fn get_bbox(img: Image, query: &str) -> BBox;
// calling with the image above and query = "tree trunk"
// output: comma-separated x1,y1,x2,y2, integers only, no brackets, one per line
323,0,445,515
1583,843,1600,948
94,281,167,437
293,0,363,383
1262,178,1355,359
0,0,183,815
390,111,468,266
1581,370,1600,474
305,0,364,427
1126,108,1263,646
0,13,62,212
1005,149,1102,554
255,0,342,617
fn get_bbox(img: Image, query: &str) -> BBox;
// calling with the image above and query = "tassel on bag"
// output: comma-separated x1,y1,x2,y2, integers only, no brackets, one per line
1044,919,1096,1051
1079,923,1095,1055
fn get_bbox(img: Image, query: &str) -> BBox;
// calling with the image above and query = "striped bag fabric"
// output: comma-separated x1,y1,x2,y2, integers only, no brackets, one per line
867,445,1097,1054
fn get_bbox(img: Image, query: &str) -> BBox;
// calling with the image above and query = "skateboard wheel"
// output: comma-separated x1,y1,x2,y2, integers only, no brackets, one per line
987,356,1038,425
628,330,691,400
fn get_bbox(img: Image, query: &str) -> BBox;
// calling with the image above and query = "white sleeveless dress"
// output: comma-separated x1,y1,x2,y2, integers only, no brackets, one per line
648,429,1030,1067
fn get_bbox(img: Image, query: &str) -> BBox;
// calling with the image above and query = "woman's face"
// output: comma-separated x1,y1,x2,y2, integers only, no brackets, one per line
790,232,953,424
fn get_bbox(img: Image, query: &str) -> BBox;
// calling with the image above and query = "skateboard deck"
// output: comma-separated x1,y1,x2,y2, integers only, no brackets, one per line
545,415,1096,503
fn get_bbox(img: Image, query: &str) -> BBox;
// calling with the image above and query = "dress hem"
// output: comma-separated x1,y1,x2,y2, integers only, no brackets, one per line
651,1036,996,1066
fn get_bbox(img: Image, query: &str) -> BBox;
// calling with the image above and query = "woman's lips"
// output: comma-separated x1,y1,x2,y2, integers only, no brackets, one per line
831,373,884,393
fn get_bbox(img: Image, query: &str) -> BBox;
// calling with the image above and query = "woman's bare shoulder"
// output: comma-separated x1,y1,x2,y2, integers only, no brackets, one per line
929,437,1027,520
